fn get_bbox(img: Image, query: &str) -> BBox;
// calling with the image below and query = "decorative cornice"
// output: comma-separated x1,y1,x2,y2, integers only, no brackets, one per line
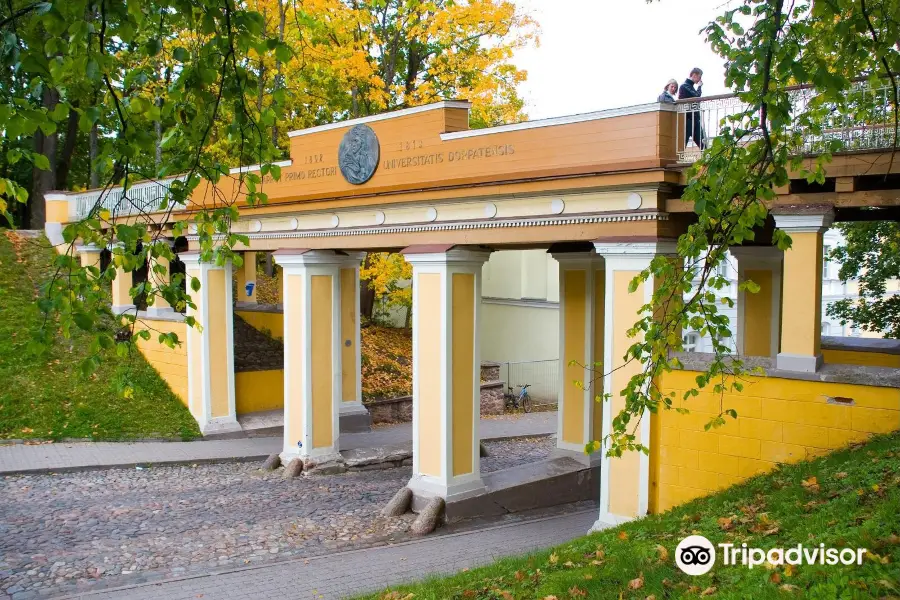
287,100,472,138
441,102,677,141
185,211,669,243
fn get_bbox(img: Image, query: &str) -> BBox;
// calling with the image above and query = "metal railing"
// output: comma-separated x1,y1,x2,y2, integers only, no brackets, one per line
675,82,897,163
500,359,559,410
71,175,185,221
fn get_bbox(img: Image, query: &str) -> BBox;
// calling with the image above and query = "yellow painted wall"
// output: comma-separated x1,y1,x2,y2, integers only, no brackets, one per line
781,232,823,356
310,274,333,449
235,370,284,413
743,269,773,356
417,273,442,477
823,349,900,368
285,275,304,448
46,199,69,223
562,269,586,445
451,273,475,477
654,369,900,512
207,269,229,418
610,270,645,517
135,319,189,406
236,310,284,339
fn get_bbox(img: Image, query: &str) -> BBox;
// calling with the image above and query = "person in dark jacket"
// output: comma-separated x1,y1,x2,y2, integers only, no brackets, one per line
657,79,678,104
678,67,705,149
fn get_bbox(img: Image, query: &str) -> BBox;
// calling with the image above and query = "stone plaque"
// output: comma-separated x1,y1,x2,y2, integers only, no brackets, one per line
338,124,380,185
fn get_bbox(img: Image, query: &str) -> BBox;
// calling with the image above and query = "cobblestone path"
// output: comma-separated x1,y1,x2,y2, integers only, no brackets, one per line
0,437,554,599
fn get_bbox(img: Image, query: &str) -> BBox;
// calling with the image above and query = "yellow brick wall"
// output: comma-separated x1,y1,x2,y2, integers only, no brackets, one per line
235,370,284,414
654,369,900,512
236,310,284,340
135,319,188,405
823,348,900,368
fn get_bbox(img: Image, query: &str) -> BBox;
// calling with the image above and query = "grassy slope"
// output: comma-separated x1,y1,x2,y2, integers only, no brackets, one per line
362,432,900,600
0,230,199,441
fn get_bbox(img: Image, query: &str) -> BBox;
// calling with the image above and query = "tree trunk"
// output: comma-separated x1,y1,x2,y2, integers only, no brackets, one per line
272,0,285,150
55,106,79,190
29,86,60,228
89,120,99,188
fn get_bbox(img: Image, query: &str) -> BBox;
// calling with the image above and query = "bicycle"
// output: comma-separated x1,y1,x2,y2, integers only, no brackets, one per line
503,383,532,413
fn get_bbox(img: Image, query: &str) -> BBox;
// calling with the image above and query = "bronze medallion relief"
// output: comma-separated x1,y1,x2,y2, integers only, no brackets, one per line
338,124,380,185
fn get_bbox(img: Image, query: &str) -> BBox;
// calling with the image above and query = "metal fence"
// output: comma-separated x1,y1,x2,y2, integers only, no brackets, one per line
675,81,897,164
499,359,559,409
72,175,185,220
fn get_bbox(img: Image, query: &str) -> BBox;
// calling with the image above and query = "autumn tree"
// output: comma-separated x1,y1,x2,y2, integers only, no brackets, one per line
826,221,900,338
360,252,413,327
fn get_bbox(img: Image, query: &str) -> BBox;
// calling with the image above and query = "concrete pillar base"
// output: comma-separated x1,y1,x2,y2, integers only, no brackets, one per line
589,512,634,532
112,304,136,315
199,417,243,438
408,474,486,511
145,306,176,318
776,352,823,373
339,402,372,433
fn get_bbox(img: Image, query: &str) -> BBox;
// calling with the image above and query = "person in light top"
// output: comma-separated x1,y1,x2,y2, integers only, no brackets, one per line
657,79,678,104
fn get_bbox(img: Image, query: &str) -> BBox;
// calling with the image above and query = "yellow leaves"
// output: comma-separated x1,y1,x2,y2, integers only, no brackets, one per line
801,476,820,493
617,531,629,541
548,552,559,565
718,516,735,531
567,586,587,597
700,587,717,596
834,471,848,480
655,544,669,562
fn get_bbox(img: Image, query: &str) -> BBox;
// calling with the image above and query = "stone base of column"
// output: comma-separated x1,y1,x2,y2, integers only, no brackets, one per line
112,304,136,315
549,447,603,467
278,449,346,475
776,352,823,373
407,474,486,510
145,306,176,318
339,402,371,433
199,416,243,438
589,512,636,532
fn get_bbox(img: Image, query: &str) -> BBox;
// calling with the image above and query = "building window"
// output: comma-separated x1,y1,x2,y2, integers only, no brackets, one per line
823,245,832,279
821,322,831,336
683,332,700,352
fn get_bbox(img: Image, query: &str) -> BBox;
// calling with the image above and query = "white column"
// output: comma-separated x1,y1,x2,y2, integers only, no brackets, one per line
773,211,833,372
592,240,678,529
337,252,371,432
181,253,239,436
404,246,490,503
274,250,344,467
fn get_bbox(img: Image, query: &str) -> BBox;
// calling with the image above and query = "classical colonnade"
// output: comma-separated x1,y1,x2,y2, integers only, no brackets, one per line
77,208,833,525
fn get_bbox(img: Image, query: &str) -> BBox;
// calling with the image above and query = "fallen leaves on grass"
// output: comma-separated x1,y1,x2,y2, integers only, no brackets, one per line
655,544,669,562
801,476,820,493
628,573,645,590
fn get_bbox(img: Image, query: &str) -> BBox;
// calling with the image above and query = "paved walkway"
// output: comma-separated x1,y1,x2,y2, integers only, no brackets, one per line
0,413,555,475
62,509,598,600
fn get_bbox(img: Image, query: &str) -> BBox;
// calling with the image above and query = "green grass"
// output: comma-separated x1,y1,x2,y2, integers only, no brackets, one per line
0,230,200,441
361,433,900,600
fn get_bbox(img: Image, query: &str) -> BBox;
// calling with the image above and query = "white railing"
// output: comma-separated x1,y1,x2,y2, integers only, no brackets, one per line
71,175,185,221
676,82,898,163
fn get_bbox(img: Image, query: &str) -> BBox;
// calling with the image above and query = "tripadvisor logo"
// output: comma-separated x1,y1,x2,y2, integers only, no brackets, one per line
675,535,867,575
